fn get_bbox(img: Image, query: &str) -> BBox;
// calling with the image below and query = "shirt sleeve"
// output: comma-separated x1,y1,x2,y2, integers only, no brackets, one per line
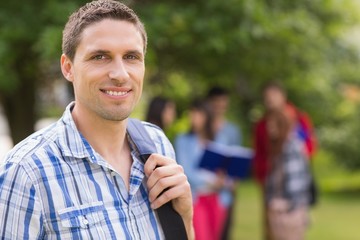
0,162,44,239
174,135,215,191
174,136,200,186
229,123,242,146
216,122,242,146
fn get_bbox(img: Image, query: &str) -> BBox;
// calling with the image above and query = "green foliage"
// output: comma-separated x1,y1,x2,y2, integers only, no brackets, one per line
319,98,360,169
0,0,86,90
0,0,87,142
134,0,360,169
1,0,360,167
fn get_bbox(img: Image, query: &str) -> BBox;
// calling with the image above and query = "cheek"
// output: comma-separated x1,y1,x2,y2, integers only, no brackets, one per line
192,115,205,128
72,73,98,98
131,63,145,80
166,108,176,121
133,68,145,93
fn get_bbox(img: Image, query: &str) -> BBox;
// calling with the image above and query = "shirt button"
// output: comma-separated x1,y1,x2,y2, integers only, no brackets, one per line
83,218,89,225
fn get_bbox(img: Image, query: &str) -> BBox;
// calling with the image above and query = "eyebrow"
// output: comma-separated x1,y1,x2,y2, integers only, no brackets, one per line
86,49,111,57
86,49,144,58
126,50,144,57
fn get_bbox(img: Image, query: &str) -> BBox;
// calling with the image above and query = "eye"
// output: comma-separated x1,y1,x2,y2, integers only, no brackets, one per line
124,54,139,60
93,55,106,60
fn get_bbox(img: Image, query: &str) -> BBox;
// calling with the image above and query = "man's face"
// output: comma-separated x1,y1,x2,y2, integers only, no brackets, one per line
189,109,206,133
263,88,286,111
61,19,145,122
209,95,229,117
162,102,176,128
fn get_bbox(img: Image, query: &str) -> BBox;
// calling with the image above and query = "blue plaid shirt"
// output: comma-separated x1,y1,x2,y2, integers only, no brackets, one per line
0,102,174,239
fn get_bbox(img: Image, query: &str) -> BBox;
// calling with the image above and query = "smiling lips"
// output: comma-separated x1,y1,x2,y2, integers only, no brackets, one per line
100,88,131,97
104,90,128,96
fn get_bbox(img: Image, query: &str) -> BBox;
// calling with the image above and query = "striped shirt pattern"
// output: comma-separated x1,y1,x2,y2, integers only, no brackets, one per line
0,102,175,239
265,132,311,211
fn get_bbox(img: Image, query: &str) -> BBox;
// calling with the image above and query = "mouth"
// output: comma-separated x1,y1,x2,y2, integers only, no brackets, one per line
100,86,132,98
102,90,129,96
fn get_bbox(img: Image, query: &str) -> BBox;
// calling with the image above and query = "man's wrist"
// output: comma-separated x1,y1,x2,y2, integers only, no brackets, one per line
183,217,195,240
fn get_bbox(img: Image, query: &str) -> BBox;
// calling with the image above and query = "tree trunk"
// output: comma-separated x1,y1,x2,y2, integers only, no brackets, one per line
2,77,36,145
1,45,38,145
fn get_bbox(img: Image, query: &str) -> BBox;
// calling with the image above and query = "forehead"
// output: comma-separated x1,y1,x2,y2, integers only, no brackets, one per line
190,108,206,115
211,95,228,101
264,87,284,97
77,19,144,54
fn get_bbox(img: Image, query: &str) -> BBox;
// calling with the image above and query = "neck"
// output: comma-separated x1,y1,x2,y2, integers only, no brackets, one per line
194,129,210,143
72,106,132,190
72,107,128,157
213,116,225,133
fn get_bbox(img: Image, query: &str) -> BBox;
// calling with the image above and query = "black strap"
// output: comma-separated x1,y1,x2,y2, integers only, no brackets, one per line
127,118,188,240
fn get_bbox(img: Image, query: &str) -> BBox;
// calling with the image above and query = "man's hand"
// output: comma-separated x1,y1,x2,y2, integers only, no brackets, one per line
144,154,194,239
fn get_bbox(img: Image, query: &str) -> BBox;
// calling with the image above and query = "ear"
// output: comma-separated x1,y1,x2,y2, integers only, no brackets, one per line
60,54,74,82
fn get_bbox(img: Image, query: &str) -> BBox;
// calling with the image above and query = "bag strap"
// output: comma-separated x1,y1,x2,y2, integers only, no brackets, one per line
127,118,188,240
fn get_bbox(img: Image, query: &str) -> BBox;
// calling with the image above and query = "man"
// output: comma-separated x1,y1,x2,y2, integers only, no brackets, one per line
0,1,194,239
206,86,242,240
253,81,316,240
207,86,242,147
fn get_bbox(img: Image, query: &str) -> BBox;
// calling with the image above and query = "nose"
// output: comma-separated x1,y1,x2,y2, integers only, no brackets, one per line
108,57,129,82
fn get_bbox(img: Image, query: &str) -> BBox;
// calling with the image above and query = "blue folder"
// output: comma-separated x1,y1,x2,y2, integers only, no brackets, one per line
198,142,253,179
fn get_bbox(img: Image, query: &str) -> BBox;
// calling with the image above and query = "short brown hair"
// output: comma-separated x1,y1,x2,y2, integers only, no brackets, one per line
62,0,147,61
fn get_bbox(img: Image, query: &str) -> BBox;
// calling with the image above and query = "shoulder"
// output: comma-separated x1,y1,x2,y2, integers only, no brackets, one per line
2,122,60,179
298,111,313,125
141,121,167,142
5,122,58,161
141,121,175,158
288,103,313,127
254,117,266,132
224,121,240,132
174,133,196,147
175,132,194,142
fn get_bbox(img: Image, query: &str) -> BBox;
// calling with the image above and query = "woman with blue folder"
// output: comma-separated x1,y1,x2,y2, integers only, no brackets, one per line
175,100,230,240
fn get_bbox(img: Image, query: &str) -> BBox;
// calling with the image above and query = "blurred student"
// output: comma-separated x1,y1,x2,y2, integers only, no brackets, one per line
207,86,242,146
265,109,311,240
146,96,176,130
175,99,228,240
253,81,317,240
207,86,242,239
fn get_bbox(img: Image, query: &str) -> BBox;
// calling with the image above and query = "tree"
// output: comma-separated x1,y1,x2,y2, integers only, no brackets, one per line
1,0,360,169
0,0,86,144
134,0,360,168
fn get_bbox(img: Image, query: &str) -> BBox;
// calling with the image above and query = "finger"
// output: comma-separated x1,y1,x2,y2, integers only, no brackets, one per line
148,173,187,203
143,153,177,178
150,181,191,209
146,164,184,191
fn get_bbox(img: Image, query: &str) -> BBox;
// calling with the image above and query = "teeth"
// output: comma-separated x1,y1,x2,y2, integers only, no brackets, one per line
105,90,127,96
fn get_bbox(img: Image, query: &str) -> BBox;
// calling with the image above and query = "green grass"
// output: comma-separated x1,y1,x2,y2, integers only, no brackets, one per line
312,150,360,193
231,181,262,240
230,181,360,240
